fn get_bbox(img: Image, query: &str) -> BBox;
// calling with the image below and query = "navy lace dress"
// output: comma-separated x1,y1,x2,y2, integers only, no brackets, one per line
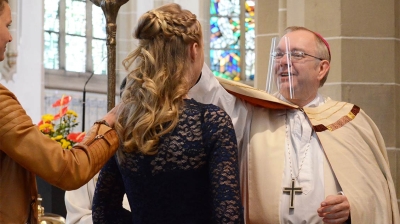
92,99,244,224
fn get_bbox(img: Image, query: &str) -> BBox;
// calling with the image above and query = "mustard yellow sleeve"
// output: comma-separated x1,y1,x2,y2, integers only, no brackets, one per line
0,84,119,190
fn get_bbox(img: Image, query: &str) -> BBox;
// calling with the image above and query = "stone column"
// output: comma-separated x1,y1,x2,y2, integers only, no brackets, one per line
254,0,279,90
197,0,210,66
116,0,137,94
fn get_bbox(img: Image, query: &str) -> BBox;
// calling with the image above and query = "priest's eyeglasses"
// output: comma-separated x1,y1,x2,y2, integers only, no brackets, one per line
272,51,324,61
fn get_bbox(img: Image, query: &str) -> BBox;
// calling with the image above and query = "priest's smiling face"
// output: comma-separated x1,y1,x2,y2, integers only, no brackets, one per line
0,2,12,62
274,30,328,107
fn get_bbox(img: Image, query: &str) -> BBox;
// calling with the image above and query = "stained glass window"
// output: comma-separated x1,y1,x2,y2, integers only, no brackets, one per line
245,0,255,80
43,0,107,75
210,0,255,81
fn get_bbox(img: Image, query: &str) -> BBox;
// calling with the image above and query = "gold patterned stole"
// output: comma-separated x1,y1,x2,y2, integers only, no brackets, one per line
304,101,360,132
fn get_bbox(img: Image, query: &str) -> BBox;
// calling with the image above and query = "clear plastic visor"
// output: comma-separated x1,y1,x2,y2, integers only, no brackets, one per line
266,36,316,102
266,36,296,99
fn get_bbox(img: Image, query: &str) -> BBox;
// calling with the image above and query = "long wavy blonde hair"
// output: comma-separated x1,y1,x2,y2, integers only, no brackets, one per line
115,3,202,155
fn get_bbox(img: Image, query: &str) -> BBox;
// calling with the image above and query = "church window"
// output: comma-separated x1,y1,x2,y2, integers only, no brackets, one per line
43,0,108,133
210,0,255,82
44,0,107,75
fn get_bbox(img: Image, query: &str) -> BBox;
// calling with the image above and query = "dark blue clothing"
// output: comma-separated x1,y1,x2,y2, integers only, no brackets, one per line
92,99,243,224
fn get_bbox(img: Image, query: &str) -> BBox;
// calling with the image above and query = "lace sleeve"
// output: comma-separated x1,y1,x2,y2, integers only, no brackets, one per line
92,156,131,224
204,107,244,223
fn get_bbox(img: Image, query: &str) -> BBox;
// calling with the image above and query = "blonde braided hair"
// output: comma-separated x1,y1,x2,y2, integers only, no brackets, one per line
116,3,202,155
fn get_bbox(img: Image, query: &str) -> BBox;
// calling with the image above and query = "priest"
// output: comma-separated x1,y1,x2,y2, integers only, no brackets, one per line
191,26,399,223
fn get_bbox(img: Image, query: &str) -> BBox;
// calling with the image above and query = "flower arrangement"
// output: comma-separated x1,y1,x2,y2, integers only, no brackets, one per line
38,95,85,149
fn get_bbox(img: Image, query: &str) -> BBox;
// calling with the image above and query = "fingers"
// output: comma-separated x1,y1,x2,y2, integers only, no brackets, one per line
108,102,123,114
103,103,124,127
103,106,119,127
317,195,350,224
320,195,346,207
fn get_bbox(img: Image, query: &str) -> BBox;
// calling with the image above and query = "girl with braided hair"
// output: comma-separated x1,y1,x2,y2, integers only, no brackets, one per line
92,3,244,224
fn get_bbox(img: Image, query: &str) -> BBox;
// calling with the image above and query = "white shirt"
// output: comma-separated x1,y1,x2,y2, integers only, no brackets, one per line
279,94,327,224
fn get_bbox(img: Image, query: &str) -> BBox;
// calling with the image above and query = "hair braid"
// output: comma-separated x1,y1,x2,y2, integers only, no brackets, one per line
116,3,202,155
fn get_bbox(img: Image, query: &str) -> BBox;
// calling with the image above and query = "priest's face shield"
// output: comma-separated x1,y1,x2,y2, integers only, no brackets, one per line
266,36,315,102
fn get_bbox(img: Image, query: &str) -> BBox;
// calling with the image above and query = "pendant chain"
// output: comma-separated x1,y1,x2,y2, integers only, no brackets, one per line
285,111,311,181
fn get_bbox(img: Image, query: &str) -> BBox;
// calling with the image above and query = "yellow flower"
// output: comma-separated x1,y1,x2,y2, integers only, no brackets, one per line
41,114,54,123
51,135,63,141
60,139,71,149
38,96,84,150
66,110,78,117
39,123,54,132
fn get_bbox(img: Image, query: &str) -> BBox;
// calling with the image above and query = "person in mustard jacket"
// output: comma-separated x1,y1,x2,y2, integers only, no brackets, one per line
0,1,119,223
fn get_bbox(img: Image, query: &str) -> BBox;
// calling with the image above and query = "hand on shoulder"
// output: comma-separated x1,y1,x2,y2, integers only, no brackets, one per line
102,103,123,127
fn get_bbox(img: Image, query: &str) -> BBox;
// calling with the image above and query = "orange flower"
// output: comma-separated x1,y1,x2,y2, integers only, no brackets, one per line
54,107,69,120
67,132,86,143
52,95,72,107
38,96,82,149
